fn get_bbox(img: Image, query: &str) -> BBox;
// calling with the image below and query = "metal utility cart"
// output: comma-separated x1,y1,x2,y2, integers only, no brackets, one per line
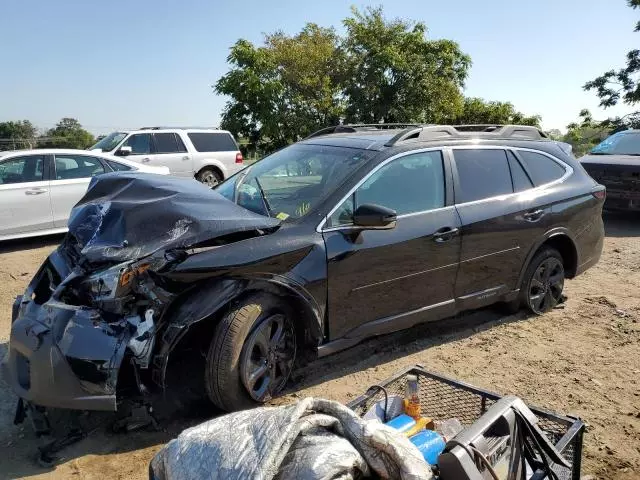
348,365,585,480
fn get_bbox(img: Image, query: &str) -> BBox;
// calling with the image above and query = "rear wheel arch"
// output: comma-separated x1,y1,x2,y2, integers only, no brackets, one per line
518,230,578,287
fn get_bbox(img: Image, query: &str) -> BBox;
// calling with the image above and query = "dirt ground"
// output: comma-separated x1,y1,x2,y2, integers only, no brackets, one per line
0,212,639,480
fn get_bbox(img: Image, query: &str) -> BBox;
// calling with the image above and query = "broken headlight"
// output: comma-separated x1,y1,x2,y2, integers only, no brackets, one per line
81,261,151,302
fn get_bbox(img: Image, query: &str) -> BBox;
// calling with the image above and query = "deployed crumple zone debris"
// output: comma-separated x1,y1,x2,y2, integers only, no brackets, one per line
150,397,433,480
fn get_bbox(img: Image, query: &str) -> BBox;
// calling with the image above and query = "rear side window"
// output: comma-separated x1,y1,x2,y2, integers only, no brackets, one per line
517,151,566,186
188,132,237,152
454,149,512,203
507,151,534,192
54,155,106,180
153,133,187,154
106,160,133,172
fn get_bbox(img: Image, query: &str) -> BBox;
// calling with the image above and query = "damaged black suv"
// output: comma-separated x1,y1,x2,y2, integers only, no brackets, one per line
3,124,605,414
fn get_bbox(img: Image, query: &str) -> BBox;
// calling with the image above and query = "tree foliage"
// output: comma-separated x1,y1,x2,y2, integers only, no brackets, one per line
584,0,640,128
341,6,470,124
452,97,541,126
216,25,344,149
40,117,95,149
561,109,610,157
0,120,38,151
216,7,542,152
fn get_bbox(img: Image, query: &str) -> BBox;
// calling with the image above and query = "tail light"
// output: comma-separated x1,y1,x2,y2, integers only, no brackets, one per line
235,152,243,164
592,185,606,200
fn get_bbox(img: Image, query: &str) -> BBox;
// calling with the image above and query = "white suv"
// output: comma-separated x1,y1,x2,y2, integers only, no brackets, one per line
90,127,244,186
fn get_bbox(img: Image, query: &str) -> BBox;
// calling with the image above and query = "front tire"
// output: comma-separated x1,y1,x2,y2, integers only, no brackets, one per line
205,293,297,411
521,247,565,315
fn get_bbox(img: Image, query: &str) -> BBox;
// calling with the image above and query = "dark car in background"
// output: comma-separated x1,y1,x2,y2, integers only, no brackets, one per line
580,129,640,211
3,124,605,418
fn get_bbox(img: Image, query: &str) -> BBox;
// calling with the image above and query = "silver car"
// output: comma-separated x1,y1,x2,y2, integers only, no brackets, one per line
0,149,169,241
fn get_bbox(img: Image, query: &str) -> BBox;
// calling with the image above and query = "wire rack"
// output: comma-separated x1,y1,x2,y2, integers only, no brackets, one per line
348,365,584,480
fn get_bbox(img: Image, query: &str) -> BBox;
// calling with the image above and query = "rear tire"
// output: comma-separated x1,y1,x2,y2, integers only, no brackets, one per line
205,293,297,411
521,247,565,315
196,168,222,188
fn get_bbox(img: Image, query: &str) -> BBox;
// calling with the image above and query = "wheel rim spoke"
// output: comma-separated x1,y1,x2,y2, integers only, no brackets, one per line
247,361,268,391
240,312,296,402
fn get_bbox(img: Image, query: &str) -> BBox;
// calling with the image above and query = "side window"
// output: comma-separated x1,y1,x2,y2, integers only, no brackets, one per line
187,132,237,152
517,150,566,186
122,134,152,155
54,155,106,180
153,133,185,154
328,151,445,227
106,160,133,172
174,133,188,153
0,155,44,184
507,151,534,192
454,149,512,203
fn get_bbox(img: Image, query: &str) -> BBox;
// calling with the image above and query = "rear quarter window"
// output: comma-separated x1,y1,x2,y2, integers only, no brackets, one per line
187,132,237,152
517,150,566,186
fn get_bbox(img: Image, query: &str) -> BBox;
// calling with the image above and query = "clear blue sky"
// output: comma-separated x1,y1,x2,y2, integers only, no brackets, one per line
1,0,637,134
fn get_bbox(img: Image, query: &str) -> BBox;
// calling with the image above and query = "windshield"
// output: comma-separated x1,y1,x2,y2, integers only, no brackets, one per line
90,132,127,152
216,144,371,219
590,131,640,156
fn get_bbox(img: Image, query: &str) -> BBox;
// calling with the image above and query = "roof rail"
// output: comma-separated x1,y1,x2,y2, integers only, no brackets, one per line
139,126,218,130
384,124,548,146
305,123,421,139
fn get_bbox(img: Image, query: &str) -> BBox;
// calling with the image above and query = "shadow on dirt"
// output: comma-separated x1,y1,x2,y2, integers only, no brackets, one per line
603,211,640,237
0,305,530,478
0,234,65,255
288,304,533,395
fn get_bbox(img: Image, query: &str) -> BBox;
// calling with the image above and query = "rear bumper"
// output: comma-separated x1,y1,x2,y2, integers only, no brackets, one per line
1,295,130,411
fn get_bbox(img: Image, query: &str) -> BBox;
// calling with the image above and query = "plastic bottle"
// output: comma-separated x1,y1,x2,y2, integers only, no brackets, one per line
403,374,421,420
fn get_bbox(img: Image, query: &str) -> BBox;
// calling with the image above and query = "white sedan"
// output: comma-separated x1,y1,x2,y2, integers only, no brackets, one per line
0,149,170,241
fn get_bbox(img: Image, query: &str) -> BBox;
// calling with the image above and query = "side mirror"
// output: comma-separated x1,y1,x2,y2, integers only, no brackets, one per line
116,146,132,157
353,203,397,230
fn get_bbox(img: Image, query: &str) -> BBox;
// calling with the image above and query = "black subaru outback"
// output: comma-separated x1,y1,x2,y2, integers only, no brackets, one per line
3,124,605,414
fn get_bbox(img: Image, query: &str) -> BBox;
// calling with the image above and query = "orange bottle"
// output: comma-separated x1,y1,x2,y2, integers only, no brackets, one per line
403,374,421,420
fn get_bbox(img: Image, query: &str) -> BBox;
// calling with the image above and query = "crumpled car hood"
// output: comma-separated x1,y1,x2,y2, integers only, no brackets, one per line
66,172,281,265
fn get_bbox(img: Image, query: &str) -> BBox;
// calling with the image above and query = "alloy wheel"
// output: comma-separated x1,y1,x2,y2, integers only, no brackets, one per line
529,257,564,314
200,171,219,187
240,314,296,402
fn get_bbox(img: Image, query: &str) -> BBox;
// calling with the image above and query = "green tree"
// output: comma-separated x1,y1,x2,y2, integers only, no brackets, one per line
584,0,640,129
40,118,95,149
0,120,38,151
215,25,345,150
451,97,541,126
563,109,610,157
342,6,471,123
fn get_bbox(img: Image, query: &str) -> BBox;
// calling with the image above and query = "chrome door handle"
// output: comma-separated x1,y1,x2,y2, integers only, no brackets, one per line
141,158,151,163
25,188,48,195
523,209,544,222
182,156,189,161
433,227,459,243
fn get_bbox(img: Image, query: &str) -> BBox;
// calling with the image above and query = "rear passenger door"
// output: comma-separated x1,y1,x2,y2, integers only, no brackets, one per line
151,132,192,177
50,154,107,227
0,154,53,236
451,148,550,309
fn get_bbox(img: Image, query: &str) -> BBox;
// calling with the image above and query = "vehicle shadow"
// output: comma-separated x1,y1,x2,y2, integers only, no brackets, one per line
288,305,532,396
603,211,640,237
0,339,216,479
0,306,523,478
0,234,65,255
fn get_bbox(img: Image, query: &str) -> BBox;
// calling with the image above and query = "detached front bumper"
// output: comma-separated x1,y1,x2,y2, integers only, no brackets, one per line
1,295,131,411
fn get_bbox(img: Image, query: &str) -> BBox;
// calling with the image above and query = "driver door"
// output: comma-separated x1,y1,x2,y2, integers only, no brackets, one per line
322,150,461,341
